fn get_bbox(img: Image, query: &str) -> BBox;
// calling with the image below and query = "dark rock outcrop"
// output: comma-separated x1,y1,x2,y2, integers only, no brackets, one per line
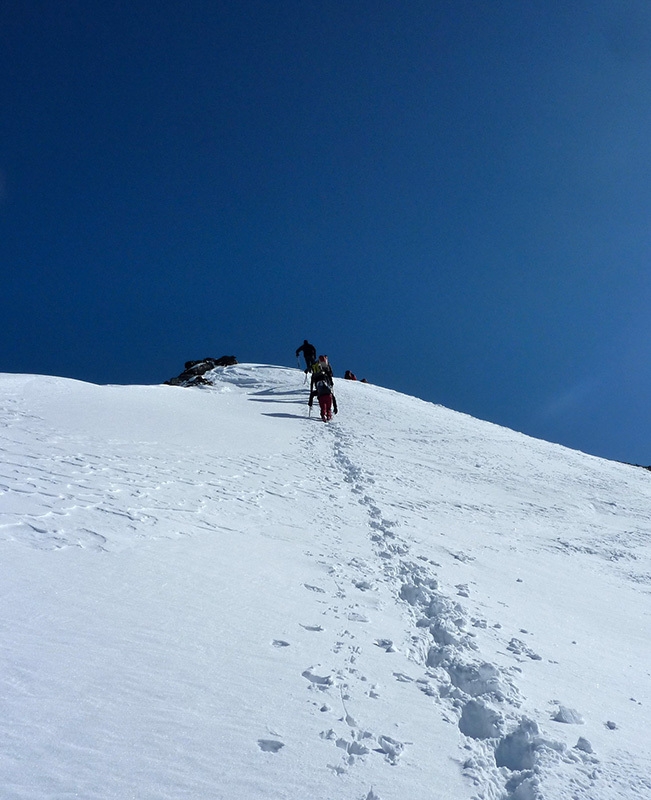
165,356,238,387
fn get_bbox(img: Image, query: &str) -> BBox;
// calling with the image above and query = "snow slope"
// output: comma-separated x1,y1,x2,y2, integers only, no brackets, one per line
0,364,649,800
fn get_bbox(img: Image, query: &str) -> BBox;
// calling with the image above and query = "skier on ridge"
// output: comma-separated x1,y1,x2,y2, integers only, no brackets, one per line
295,339,317,373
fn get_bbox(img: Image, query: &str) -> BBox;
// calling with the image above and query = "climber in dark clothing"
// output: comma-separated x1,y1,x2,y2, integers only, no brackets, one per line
295,340,317,372
309,368,338,422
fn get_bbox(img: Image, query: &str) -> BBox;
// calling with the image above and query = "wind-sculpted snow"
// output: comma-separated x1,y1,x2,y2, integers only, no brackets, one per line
0,366,650,799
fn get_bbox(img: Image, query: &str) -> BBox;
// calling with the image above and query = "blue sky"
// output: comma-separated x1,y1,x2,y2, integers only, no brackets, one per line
2,1,651,464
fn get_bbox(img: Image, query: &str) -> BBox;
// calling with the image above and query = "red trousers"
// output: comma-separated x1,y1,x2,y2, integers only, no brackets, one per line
318,394,332,421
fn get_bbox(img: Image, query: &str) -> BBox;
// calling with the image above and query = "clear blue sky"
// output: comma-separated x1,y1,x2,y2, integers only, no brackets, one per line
2,1,651,464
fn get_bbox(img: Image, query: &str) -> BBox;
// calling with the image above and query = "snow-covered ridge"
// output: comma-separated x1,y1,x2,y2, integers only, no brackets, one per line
0,364,649,799
205,362,303,390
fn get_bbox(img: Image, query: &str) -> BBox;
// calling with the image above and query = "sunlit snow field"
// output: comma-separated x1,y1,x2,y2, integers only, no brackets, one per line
0,364,649,799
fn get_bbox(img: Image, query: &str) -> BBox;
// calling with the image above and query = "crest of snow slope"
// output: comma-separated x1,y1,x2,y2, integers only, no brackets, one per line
0,364,649,800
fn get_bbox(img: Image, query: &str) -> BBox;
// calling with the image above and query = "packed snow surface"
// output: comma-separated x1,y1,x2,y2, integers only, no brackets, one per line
0,364,650,800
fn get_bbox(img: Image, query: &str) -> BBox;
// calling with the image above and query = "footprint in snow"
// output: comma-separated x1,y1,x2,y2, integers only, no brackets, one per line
302,668,335,687
272,640,290,648
507,637,542,661
304,584,326,593
347,612,369,623
257,739,284,753
376,735,405,764
300,624,324,632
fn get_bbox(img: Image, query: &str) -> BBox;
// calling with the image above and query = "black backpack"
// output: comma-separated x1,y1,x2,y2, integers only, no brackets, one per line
314,374,332,396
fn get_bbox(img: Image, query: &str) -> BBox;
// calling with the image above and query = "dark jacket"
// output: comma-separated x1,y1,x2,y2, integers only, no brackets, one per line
296,340,317,366
313,362,333,383
309,371,337,413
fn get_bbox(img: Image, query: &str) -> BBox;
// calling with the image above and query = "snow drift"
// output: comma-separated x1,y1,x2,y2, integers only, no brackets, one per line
0,364,649,800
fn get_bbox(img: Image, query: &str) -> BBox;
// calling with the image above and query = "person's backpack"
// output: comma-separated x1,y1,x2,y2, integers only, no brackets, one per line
315,356,333,383
314,373,332,396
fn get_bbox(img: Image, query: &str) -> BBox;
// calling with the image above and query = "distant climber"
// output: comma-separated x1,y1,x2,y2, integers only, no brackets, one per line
309,366,338,422
344,370,357,381
295,340,317,373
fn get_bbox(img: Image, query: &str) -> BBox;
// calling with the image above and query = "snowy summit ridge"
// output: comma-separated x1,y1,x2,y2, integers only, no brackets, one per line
0,363,650,800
